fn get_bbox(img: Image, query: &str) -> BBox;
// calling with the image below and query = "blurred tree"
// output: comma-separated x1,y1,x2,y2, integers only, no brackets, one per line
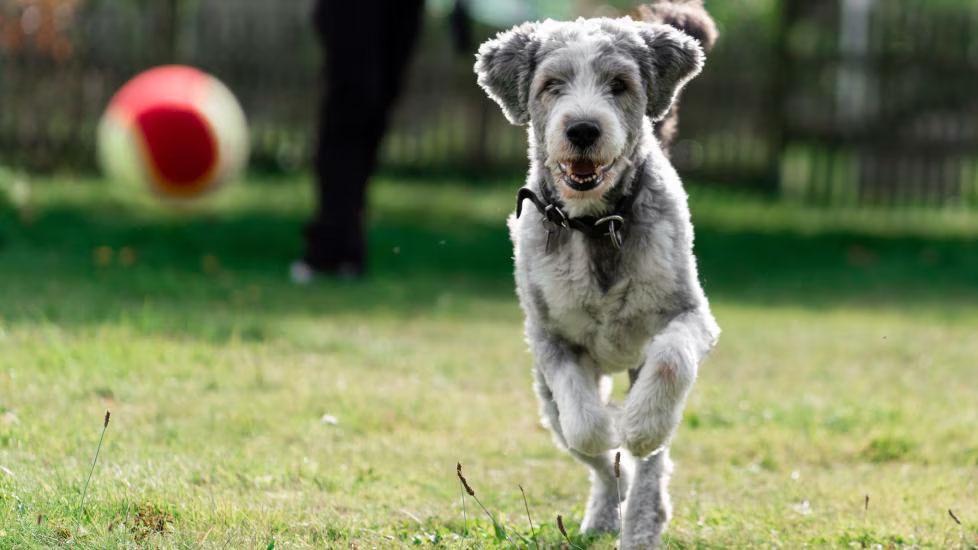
0,0,82,62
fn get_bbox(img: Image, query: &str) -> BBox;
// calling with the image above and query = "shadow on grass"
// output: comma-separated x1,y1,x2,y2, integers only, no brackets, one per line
0,203,515,338
1,196,976,339
696,228,978,312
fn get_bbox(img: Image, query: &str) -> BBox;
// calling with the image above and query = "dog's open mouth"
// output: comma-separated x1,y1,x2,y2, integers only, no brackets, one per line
558,159,613,191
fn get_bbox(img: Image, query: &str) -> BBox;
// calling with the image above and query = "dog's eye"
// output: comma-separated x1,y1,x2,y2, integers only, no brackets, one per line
542,79,563,94
609,77,628,95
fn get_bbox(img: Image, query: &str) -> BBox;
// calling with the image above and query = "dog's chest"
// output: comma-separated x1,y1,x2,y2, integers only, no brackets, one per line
531,234,666,371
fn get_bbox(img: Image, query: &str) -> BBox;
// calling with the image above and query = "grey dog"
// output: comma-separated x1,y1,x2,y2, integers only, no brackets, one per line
474,4,720,548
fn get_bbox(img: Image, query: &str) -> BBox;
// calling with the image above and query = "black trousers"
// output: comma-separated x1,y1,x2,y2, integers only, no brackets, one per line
304,0,424,271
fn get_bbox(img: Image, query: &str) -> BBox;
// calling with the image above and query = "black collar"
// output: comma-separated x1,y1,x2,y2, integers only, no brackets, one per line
516,161,646,251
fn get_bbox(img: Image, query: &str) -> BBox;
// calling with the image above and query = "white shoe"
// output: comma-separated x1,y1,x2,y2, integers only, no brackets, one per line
289,260,317,285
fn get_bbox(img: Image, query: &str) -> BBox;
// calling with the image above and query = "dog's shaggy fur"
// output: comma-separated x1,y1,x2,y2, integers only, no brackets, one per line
475,4,719,548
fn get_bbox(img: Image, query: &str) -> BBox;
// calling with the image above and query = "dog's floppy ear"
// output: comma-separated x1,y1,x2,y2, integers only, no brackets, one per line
474,22,541,125
633,22,704,121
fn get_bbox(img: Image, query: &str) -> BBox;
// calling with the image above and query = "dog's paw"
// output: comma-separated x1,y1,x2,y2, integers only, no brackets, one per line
560,404,620,456
581,495,621,533
619,531,664,550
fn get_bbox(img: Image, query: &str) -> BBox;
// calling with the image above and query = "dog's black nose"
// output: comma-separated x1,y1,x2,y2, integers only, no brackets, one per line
565,121,601,149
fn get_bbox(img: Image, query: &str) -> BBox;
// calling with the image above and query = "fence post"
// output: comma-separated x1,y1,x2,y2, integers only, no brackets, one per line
158,0,181,63
769,0,804,195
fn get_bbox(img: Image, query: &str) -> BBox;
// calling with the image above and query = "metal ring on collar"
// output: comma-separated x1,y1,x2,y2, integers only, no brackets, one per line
593,215,625,228
594,215,625,250
544,204,569,228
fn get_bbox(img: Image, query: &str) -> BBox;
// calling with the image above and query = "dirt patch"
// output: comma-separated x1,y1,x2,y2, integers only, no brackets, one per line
132,503,174,541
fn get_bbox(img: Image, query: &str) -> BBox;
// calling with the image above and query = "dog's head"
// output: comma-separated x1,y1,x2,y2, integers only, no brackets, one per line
475,18,703,208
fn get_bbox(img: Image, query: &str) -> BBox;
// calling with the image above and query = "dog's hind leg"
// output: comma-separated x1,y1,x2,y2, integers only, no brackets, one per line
620,449,672,549
574,448,628,533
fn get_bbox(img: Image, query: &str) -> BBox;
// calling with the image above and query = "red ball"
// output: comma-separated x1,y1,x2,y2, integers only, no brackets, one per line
98,65,249,199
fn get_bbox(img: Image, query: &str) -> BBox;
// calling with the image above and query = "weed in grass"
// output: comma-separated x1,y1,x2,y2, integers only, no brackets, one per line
76,410,110,533
459,467,468,536
556,514,584,550
519,484,537,549
614,451,624,534
456,462,512,544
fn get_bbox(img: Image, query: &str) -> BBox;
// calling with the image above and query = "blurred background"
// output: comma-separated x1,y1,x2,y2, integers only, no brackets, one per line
2,0,978,206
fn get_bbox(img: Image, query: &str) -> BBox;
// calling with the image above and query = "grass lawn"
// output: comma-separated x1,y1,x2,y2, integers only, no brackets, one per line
1,172,977,548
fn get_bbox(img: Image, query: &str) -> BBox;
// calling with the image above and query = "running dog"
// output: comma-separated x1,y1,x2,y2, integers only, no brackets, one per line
474,2,719,547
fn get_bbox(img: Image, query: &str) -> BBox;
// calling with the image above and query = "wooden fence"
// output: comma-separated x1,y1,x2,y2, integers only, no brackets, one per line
1,0,977,206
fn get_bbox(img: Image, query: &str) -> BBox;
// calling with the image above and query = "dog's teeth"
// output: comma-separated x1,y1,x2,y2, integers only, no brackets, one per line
566,171,602,185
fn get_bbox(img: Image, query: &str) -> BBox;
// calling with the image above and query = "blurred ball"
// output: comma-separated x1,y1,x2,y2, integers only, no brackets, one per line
98,65,249,199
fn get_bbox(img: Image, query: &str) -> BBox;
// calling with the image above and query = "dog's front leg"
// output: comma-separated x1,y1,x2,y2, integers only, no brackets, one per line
531,333,625,534
621,308,718,458
534,368,627,534
529,328,619,457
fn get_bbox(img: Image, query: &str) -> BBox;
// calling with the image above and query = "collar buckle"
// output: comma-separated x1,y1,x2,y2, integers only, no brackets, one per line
594,215,625,250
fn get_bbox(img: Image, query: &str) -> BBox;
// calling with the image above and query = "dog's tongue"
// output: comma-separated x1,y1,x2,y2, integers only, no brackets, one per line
571,159,597,176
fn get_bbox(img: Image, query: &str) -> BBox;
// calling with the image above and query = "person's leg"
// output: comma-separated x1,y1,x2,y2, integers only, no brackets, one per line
299,0,424,278
301,0,381,276
379,0,425,115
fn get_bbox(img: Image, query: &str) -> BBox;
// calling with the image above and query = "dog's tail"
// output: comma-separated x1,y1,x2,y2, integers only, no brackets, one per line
638,0,718,152
638,0,718,52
